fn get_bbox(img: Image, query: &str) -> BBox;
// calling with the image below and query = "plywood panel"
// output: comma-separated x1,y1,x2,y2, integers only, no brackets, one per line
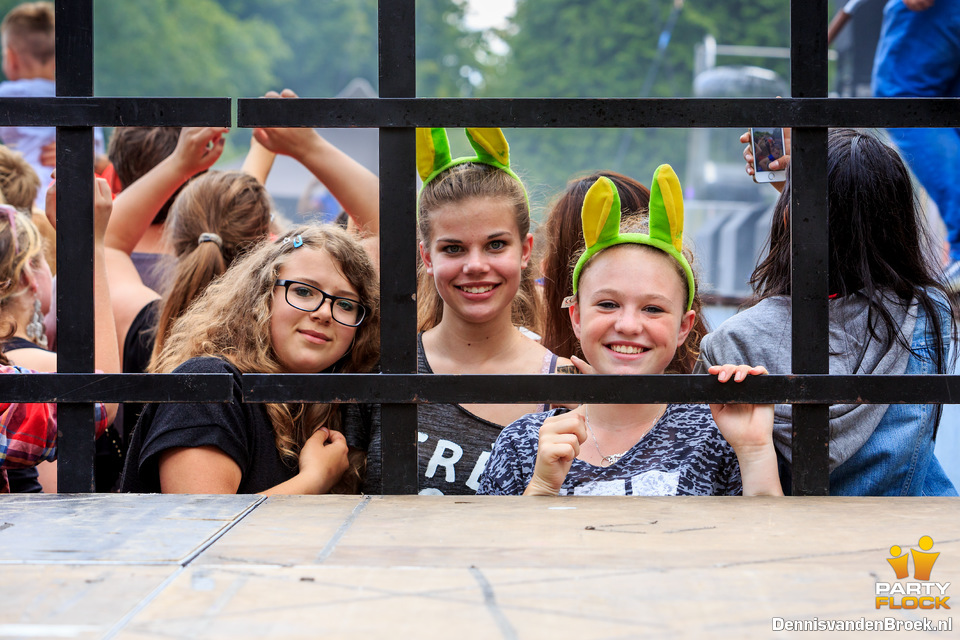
115,566,494,640
193,495,366,566
323,496,960,571
0,565,177,640
0,494,261,564
113,562,956,640
4,495,956,639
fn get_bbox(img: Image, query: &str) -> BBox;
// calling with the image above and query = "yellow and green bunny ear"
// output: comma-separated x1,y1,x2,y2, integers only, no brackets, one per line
416,127,527,208
648,164,685,253
570,167,695,311
416,128,452,183
465,128,510,171
581,175,621,249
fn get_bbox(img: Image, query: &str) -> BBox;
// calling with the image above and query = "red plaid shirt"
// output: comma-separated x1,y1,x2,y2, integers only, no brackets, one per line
0,365,108,492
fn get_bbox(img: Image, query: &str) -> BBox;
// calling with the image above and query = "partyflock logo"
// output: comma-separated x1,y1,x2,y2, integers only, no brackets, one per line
876,536,950,610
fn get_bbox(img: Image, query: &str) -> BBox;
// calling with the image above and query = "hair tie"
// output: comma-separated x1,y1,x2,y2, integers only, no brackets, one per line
198,232,223,248
0,205,19,254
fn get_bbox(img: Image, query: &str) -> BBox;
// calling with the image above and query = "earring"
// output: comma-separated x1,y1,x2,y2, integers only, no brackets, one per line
26,296,48,349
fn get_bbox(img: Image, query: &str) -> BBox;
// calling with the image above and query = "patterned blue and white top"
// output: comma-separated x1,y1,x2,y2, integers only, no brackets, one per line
477,405,743,496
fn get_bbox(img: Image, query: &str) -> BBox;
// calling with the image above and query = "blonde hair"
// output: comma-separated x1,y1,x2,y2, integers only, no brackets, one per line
150,171,272,363
1,2,54,64
152,224,380,489
0,206,44,339
416,162,538,332
0,146,39,209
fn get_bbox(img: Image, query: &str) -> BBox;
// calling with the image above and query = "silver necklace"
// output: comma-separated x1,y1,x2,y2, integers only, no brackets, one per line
584,404,666,467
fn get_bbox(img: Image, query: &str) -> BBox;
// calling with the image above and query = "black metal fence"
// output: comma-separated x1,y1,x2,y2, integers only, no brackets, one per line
7,1,959,495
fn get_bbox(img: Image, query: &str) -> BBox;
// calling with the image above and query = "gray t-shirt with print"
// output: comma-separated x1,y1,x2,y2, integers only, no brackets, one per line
477,405,742,496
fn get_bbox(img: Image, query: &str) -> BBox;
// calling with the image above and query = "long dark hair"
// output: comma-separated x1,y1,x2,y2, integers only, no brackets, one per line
540,172,651,359
750,128,957,373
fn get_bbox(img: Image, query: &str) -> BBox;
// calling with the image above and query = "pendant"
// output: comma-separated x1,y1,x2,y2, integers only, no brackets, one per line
602,453,623,466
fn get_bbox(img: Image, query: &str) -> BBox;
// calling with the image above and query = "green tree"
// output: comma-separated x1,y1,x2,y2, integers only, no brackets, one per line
481,0,792,214
416,0,488,97
218,0,378,97
92,0,290,98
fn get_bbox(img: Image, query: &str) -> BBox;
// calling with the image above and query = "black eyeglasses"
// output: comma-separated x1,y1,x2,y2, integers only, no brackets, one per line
275,280,367,327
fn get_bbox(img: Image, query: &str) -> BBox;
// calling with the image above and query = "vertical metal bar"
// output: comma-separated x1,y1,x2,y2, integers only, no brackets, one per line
378,0,418,493
789,0,830,495
55,0,96,492
790,0,829,98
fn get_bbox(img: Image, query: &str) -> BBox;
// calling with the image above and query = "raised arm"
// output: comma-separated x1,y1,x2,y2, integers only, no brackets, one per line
93,178,121,424
524,409,587,496
105,126,228,255
240,134,277,185
253,90,380,239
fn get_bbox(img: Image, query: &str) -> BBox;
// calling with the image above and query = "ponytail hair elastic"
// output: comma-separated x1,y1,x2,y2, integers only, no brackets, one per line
198,232,223,248
570,164,695,311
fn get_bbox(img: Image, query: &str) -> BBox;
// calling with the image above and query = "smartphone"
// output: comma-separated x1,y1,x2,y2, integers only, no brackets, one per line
750,127,787,183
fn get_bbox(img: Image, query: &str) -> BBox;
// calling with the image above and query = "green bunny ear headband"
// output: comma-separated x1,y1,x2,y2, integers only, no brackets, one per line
416,127,528,206
570,165,695,311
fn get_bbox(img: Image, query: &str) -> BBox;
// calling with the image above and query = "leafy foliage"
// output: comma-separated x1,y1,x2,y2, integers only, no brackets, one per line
92,0,290,98
217,0,378,97
0,0,817,209
417,0,487,97
480,0,794,214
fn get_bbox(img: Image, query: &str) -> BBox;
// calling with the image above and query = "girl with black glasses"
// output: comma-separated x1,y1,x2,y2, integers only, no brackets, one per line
120,225,379,495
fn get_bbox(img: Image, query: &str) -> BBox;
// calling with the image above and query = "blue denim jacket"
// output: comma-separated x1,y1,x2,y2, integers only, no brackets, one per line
828,301,958,496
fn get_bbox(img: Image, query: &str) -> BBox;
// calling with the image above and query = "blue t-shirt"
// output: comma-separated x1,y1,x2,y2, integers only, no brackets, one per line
477,405,742,496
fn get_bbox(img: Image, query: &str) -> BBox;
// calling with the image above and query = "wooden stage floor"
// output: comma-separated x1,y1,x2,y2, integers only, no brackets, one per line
0,495,956,639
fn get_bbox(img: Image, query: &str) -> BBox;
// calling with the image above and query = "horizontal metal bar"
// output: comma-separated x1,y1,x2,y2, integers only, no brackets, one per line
0,97,231,127
2,372,957,405
237,97,960,129
243,374,960,405
0,374,234,403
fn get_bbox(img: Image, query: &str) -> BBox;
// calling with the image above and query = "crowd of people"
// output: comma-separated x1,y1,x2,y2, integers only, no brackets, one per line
0,1,956,498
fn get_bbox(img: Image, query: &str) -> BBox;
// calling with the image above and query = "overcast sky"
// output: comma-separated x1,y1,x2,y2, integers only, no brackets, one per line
463,0,515,29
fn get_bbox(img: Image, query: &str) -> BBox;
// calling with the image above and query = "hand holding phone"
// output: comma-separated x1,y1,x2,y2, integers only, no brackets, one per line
749,127,787,183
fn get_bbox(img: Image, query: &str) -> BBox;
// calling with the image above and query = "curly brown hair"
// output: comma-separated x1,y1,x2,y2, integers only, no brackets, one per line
151,224,380,490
